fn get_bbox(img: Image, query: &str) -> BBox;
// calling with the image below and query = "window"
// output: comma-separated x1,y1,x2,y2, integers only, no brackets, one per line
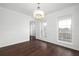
58,15,72,43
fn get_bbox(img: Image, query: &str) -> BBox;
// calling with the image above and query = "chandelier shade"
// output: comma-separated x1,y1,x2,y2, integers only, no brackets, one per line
33,9,45,20
33,3,45,21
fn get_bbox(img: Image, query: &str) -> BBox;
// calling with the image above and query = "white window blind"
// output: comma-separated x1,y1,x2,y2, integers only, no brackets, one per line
58,15,72,43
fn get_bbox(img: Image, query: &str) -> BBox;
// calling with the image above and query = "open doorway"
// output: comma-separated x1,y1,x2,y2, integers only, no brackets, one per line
30,21,36,41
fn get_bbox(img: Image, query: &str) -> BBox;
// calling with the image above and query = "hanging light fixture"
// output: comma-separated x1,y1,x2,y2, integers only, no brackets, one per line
33,3,45,21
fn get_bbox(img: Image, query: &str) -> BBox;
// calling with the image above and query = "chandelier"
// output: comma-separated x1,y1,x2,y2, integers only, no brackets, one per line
33,3,45,21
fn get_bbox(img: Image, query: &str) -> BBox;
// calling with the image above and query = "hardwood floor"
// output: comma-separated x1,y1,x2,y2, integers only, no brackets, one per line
0,39,79,56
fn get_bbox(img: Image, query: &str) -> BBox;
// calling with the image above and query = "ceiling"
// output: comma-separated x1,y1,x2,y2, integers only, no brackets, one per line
0,3,78,16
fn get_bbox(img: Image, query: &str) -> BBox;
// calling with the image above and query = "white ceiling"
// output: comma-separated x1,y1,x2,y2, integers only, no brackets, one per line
0,3,78,16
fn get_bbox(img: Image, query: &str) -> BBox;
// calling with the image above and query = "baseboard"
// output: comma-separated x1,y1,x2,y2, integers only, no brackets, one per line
37,39,79,52
0,40,29,49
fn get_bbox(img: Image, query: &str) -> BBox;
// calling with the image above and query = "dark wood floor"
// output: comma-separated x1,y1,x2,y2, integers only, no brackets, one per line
0,39,79,56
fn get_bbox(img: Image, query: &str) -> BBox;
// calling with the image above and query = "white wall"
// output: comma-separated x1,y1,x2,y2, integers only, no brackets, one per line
0,7,32,48
41,5,79,51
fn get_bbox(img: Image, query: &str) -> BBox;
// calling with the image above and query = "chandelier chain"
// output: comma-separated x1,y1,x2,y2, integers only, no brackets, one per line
37,3,40,9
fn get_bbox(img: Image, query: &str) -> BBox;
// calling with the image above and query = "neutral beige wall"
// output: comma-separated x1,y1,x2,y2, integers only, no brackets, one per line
41,5,79,51
0,7,32,48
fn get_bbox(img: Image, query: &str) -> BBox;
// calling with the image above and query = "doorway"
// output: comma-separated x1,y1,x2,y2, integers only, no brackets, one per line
30,21,36,41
